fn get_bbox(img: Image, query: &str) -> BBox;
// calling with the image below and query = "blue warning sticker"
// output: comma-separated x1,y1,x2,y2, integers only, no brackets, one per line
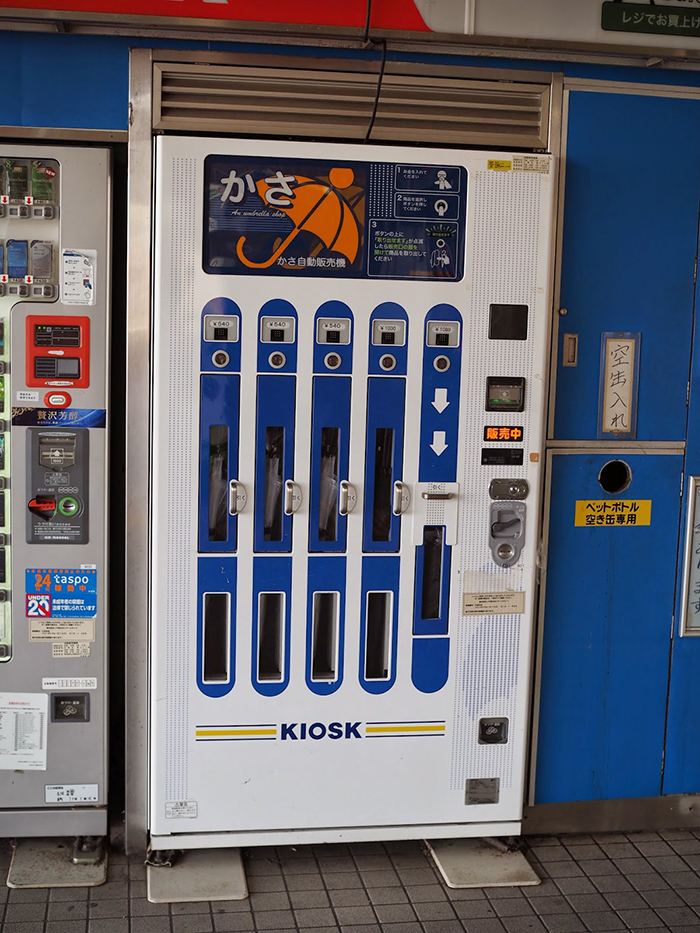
25,568,97,618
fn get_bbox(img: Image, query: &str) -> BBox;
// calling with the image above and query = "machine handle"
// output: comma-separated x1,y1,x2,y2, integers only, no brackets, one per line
421,491,454,501
392,481,411,516
284,479,302,516
338,480,357,516
228,480,247,515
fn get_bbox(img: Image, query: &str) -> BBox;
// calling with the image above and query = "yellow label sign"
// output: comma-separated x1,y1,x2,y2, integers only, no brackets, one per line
575,500,651,527
487,159,512,171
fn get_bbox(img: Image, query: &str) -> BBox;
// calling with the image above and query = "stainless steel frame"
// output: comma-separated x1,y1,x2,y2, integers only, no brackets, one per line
679,476,700,637
124,47,153,856
524,794,700,835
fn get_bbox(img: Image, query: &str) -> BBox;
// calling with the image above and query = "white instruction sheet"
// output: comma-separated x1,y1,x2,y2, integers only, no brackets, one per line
0,692,48,770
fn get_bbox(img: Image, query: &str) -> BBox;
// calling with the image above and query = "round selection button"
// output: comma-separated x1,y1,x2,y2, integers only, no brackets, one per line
58,496,80,517
45,391,71,408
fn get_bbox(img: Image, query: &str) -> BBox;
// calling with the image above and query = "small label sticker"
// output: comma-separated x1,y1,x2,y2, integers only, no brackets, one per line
61,249,96,306
512,155,550,174
487,160,512,171
52,642,90,658
575,500,651,527
465,777,500,805
29,618,95,643
16,390,39,403
165,800,198,819
463,592,526,615
484,426,524,442
42,677,97,690
45,784,98,803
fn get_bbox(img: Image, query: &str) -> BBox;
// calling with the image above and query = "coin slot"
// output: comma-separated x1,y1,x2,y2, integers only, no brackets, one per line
202,592,230,683
257,592,284,682
365,591,391,680
598,459,632,495
311,592,339,681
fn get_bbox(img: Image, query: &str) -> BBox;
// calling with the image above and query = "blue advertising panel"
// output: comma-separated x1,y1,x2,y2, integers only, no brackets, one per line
204,156,466,281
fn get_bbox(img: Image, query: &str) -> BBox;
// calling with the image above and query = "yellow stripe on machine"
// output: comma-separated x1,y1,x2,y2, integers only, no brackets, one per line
196,728,277,737
366,724,445,734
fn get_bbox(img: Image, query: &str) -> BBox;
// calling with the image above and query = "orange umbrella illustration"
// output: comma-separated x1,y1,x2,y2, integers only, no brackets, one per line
236,167,360,270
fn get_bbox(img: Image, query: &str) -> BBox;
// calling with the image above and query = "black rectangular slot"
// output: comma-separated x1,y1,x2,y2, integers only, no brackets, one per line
421,526,444,620
202,592,229,682
0,491,5,527
365,592,391,680
258,593,284,682
264,426,284,542
311,592,338,681
372,427,394,542
208,425,228,542
319,427,339,542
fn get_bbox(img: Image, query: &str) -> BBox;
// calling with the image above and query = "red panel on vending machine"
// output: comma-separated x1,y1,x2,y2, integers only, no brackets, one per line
25,315,90,388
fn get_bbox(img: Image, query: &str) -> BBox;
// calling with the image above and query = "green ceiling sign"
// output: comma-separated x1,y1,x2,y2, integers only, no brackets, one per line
602,2,700,38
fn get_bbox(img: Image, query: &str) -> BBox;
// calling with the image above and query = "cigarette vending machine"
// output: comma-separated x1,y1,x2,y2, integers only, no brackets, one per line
0,146,110,840
150,137,553,847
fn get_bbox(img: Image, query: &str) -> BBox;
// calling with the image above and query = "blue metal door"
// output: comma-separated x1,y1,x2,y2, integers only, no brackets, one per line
536,451,683,803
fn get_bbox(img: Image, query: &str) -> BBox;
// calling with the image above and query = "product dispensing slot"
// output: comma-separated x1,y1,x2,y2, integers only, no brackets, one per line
365,592,391,680
421,526,444,620
373,428,394,542
311,592,339,681
208,426,228,542
257,592,284,682
264,426,285,542
202,592,230,683
319,427,339,543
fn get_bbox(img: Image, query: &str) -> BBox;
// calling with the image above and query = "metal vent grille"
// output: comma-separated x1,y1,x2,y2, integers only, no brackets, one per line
154,63,550,151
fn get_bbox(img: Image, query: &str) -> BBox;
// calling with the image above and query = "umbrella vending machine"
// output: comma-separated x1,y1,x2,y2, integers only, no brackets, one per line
149,137,553,848
0,145,111,850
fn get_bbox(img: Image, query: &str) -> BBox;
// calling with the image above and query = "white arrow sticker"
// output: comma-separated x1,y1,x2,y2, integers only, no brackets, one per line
430,431,448,456
431,388,449,413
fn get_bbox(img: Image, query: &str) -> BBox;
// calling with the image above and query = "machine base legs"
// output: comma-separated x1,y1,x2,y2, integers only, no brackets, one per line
7,837,108,888
426,838,540,889
147,847,248,903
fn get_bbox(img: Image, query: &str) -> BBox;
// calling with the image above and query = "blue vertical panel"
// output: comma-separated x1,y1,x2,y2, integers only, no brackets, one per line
197,557,236,698
536,452,683,803
308,376,352,553
359,556,400,694
362,377,406,553
313,302,354,374
555,92,700,441
411,638,450,695
251,556,292,697
418,304,462,483
254,375,296,553
198,374,240,553
305,556,346,696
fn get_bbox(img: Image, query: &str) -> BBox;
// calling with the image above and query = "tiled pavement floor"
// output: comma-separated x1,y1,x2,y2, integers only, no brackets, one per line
3,830,700,933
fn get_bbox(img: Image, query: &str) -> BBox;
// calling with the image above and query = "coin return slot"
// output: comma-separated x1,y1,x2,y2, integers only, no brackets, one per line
319,427,339,543
257,593,284,682
208,425,228,542
365,592,391,680
372,428,394,542
311,592,339,681
264,426,284,542
421,526,444,621
202,592,230,683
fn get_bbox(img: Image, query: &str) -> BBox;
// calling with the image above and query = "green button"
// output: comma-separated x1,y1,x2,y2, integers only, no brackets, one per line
58,496,79,517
